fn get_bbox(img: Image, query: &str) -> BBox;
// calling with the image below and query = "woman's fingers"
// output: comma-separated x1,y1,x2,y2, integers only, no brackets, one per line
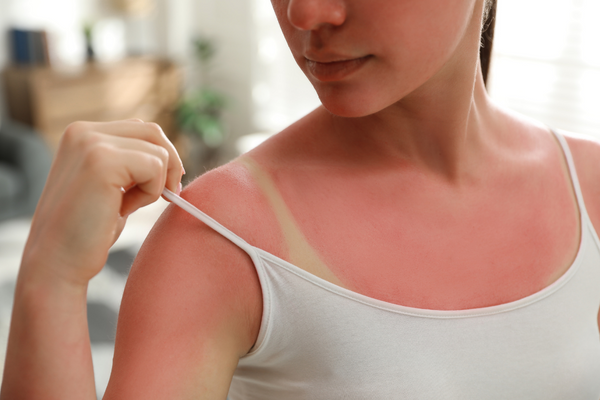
97,133,171,191
77,135,171,215
60,121,184,208
20,119,184,287
113,148,169,216
74,120,184,193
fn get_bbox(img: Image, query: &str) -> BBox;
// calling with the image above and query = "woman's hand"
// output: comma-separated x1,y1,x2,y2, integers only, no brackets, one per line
22,119,184,287
1,120,185,400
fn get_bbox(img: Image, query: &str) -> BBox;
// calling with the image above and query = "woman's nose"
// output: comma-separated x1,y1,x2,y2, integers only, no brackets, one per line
287,0,347,31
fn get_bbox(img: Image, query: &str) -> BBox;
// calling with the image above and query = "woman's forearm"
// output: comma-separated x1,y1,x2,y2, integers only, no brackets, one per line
1,260,96,400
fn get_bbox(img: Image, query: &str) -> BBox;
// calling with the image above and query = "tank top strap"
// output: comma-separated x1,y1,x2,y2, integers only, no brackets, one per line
551,129,590,220
162,188,255,255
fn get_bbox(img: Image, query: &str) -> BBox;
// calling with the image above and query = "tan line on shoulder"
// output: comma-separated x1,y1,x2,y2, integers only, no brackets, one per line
236,156,345,286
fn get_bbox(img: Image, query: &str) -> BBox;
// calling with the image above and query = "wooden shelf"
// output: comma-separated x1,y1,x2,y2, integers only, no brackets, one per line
3,58,182,151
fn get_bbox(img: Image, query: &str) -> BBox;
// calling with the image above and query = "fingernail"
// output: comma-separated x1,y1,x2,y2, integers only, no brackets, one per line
182,166,186,175
176,182,182,196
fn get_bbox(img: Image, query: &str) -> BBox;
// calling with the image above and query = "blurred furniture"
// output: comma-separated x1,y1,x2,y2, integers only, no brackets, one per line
3,57,181,151
0,119,52,221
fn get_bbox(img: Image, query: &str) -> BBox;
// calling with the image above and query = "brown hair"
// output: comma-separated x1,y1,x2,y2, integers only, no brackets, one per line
480,0,497,87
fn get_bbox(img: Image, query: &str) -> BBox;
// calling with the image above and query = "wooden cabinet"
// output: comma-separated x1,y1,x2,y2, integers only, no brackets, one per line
3,58,181,151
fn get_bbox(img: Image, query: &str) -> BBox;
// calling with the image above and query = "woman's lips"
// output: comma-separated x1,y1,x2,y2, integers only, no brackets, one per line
306,55,372,82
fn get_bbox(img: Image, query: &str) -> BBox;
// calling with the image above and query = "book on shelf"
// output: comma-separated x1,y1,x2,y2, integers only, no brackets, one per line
9,28,51,67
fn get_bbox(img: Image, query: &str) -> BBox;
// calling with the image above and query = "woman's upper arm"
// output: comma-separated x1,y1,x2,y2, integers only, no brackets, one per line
102,177,264,399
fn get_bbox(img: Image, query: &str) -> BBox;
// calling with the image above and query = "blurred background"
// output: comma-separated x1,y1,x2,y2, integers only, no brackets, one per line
0,0,598,397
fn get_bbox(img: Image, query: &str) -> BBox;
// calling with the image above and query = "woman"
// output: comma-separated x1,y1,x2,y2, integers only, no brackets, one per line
3,0,600,398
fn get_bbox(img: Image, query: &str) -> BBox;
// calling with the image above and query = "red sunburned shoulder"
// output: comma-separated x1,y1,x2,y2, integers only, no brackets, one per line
106,160,286,396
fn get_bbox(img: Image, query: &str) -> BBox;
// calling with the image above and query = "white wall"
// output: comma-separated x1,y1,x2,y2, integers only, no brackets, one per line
190,0,256,160
487,0,600,137
137,0,256,160
4,0,92,66
252,0,320,133
156,0,256,160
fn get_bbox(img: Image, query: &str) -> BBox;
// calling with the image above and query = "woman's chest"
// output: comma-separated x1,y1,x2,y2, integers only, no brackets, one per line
271,167,581,310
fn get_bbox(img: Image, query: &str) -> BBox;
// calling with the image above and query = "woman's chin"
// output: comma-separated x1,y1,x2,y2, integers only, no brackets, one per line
314,81,401,118
318,94,385,118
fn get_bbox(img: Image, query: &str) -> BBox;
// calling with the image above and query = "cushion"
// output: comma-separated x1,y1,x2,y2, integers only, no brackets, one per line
0,163,25,202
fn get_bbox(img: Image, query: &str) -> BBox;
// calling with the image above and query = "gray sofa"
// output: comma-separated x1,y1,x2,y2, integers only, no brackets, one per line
0,119,52,221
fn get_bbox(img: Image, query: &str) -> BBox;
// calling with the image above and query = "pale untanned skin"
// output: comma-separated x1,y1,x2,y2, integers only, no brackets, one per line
5,0,600,399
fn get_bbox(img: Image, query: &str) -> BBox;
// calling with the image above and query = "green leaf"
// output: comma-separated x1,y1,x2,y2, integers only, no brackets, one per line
193,36,217,63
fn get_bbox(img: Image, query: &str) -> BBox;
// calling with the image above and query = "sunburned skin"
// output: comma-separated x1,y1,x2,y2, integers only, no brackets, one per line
105,113,600,397
245,107,582,311
105,162,280,397
238,157,345,287
108,0,600,392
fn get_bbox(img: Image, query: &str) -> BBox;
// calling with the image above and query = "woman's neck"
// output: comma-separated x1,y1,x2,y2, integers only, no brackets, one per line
323,64,500,182
319,1,502,183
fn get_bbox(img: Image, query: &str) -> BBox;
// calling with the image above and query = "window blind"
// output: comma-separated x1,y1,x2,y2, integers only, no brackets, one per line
488,0,600,137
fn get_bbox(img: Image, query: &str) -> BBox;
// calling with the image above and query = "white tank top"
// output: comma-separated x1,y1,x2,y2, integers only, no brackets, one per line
165,130,600,399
